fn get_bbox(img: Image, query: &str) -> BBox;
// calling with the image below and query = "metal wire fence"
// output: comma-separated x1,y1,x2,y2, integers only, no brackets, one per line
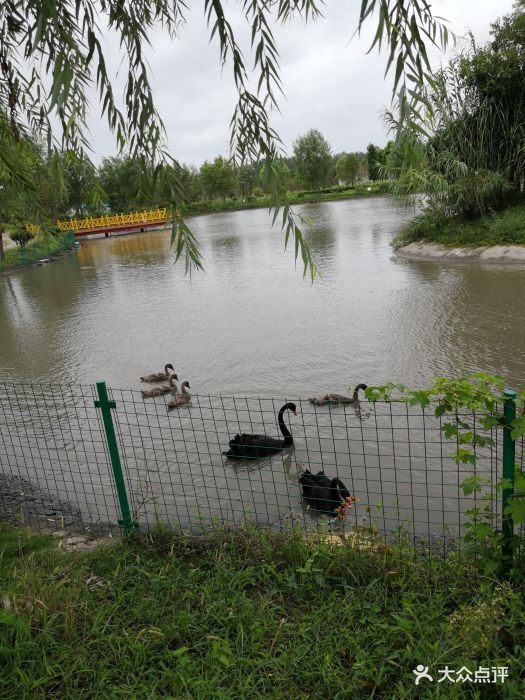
0,380,523,557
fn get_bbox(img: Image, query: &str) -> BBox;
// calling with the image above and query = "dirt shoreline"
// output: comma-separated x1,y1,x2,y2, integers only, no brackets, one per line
0,473,113,536
396,241,525,264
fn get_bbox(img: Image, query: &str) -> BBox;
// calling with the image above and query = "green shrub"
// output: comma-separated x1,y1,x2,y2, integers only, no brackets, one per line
393,201,525,249
0,231,76,271
9,230,34,247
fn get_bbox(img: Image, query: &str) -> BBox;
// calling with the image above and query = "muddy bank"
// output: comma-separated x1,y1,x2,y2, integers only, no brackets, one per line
0,473,111,535
396,242,525,263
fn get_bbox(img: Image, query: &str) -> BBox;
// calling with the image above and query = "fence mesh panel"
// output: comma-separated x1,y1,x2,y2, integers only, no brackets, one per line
0,381,513,554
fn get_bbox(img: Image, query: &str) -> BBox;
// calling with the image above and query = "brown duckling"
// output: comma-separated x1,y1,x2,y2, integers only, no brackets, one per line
309,383,367,406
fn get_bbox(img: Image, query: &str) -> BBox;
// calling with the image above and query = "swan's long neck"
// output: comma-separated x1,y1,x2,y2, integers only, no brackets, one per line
278,405,292,441
164,364,170,374
352,384,364,400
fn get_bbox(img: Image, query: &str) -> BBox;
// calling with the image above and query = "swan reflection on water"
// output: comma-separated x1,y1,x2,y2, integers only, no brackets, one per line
224,446,296,474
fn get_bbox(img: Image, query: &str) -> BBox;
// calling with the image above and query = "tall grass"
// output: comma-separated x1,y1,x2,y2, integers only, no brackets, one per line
393,200,525,248
1,524,524,698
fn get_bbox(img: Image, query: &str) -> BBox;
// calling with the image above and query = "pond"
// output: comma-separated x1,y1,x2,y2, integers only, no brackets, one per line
1,196,524,394
0,197,523,540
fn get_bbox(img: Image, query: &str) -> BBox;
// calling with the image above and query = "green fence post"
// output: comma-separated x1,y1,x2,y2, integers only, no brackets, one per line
501,388,517,573
94,381,137,533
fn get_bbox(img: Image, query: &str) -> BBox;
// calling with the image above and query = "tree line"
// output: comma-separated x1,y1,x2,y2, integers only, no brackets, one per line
96,135,375,214
1,129,390,226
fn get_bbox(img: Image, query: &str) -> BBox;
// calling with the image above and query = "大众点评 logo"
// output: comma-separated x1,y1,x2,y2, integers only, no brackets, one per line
413,665,509,685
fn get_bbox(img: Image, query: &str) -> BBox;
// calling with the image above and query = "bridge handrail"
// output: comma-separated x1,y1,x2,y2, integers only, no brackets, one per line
26,208,169,235
55,208,168,232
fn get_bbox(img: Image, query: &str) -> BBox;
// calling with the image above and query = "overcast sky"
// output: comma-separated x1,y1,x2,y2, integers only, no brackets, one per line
88,0,515,166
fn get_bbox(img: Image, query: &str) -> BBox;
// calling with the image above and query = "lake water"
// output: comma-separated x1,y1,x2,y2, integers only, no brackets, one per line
1,196,524,394
0,197,523,540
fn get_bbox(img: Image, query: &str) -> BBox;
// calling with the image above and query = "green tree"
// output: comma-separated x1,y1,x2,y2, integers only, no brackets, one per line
178,165,203,204
238,163,259,199
395,3,525,220
9,230,33,248
63,153,96,216
336,153,360,185
367,144,381,181
293,129,332,190
258,158,291,194
152,163,203,206
0,166,20,260
98,157,152,212
0,131,65,251
0,219,4,261
34,148,68,221
200,157,236,200
0,1,450,277
458,5,525,193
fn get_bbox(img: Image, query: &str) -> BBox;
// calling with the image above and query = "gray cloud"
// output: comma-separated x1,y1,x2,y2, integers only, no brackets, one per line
86,0,514,166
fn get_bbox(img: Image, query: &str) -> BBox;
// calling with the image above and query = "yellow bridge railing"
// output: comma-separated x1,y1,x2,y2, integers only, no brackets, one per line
26,208,169,235
56,208,168,232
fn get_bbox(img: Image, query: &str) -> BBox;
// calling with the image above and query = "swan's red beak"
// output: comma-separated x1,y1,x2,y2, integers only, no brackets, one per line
293,410,298,416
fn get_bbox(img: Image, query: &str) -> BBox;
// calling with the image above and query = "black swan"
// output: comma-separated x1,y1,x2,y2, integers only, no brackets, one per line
223,402,297,459
308,383,367,406
167,381,191,409
140,363,175,383
299,469,354,516
141,374,179,399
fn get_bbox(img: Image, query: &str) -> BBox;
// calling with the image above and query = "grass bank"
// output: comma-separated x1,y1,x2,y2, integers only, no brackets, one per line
1,524,524,698
393,202,525,249
0,231,76,272
181,182,387,218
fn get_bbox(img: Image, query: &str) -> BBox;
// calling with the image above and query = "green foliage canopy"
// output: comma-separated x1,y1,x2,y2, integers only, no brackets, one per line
63,154,97,216
200,157,237,201
293,129,332,190
98,157,152,213
393,3,525,221
9,229,33,248
366,144,381,181
336,153,360,185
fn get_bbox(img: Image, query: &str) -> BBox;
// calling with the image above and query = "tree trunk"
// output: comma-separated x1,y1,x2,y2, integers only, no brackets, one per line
0,225,5,262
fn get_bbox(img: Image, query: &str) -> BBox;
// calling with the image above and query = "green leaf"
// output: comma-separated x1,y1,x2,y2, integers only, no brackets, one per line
0,609,18,628
505,498,525,524
174,646,190,657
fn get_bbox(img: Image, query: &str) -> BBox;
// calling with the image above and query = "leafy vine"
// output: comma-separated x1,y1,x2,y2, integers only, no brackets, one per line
364,372,525,573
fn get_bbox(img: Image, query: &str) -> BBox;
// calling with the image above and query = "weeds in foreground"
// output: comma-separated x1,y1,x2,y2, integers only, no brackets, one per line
1,524,524,698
